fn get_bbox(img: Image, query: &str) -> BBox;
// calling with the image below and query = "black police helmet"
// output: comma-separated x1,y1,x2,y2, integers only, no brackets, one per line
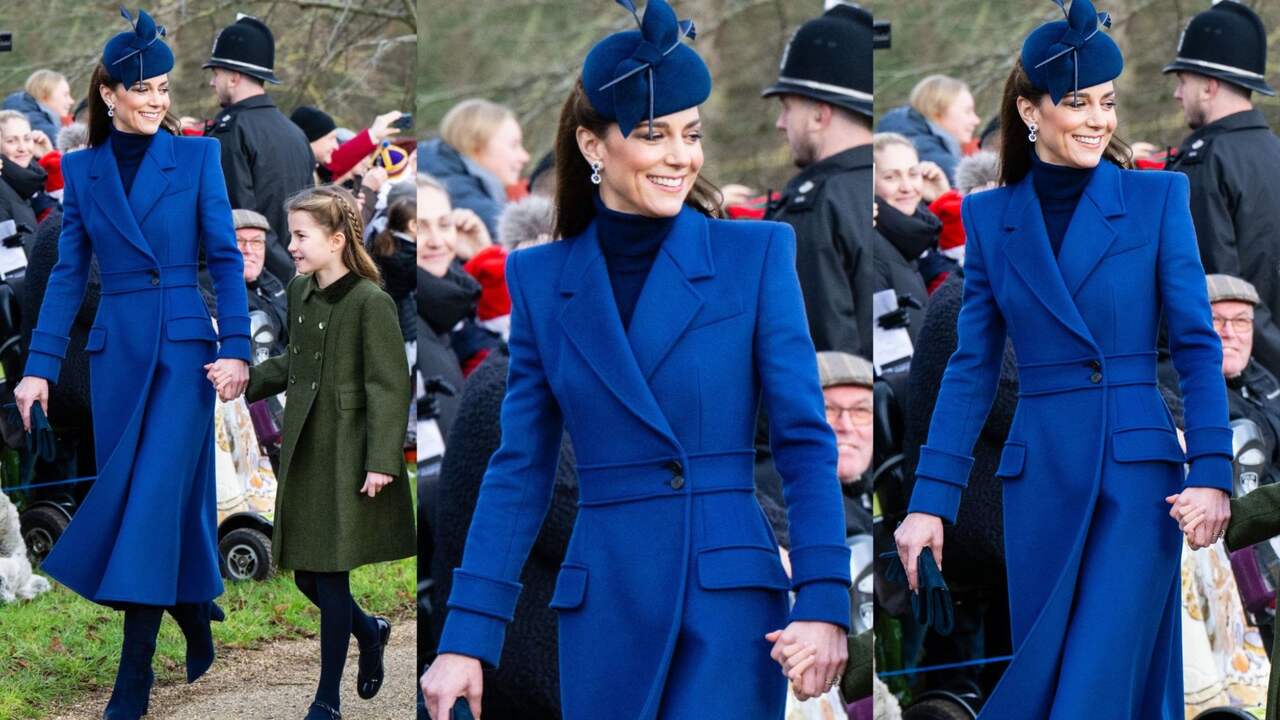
1162,0,1273,96
762,3,873,118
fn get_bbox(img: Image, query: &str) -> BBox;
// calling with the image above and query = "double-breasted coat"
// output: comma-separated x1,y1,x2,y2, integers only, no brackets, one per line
908,162,1233,719
245,271,414,572
26,130,252,607
436,207,853,720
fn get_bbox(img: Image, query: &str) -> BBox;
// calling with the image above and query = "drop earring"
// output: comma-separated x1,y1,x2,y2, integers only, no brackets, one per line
589,161,602,185
107,105,115,118
1028,122,1038,143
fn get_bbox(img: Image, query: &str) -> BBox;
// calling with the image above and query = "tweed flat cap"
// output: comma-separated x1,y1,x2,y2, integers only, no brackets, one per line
1206,273,1261,305
232,208,271,232
817,351,873,388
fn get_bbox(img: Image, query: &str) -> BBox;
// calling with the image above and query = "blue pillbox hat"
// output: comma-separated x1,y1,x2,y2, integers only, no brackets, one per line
103,6,174,86
582,0,712,138
1021,0,1123,104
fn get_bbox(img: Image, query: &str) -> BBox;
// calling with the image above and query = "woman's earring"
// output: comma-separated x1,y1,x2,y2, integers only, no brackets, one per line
589,161,602,185
1028,123,1038,143
107,105,114,118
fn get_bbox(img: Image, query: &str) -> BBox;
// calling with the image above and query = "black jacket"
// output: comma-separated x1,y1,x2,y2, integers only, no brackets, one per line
416,265,479,439
767,145,873,358
205,94,314,283
247,269,289,356
872,200,935,351
1227,360,1280,489
1167,109,1280,376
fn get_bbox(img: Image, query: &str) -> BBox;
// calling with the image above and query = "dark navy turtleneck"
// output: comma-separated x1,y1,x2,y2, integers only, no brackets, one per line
110,125,155,197
593,193,675,330
1030,151,1095,258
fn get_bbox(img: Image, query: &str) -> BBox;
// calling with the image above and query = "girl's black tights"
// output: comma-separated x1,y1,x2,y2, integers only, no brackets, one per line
294,570,378,708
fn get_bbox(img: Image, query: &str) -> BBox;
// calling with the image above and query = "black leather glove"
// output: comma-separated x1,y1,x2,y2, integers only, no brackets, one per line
878,307,911,330
879,548,954,635
28,402,56,462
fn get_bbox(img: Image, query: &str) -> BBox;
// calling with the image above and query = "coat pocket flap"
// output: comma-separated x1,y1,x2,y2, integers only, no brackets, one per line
995,442,1026,478
1112,427,1186,463
548,564,588,610
697,545,790,591
166,317,217,343
339,390,367,410
85,327,106,352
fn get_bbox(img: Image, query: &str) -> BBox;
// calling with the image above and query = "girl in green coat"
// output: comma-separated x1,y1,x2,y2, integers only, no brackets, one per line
210,184,414,720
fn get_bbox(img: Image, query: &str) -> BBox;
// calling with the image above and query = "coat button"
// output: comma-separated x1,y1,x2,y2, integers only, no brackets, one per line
1090,372,1102,384
318,321,326,330
666,460,684,489
150,270,160,286
298,315,304,324
1088,359,1101,370
314,352,321,360
311,381,318,390
291,345,299,355
289,374,296,384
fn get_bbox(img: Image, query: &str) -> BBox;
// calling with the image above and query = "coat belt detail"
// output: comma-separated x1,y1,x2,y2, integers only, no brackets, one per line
99,263,199,295
575,450,755,506
1017,352,1157,396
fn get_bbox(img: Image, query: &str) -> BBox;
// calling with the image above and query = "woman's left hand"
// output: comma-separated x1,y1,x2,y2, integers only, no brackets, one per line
916,161,951,203
1167,487,1231,549
361,471,395,498
765,621,847,701
203,359,249,401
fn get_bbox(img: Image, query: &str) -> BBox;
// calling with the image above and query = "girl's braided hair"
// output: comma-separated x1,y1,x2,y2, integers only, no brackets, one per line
284,184,383,286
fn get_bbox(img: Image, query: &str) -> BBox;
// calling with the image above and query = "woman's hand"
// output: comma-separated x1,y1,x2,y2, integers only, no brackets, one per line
14,376,50,431
894,511,944,593
765,621,847,701
361,166,389,195
916,161,951,203
203,359,250,401
451,208,492,262
360,471,395,498
369,111,405,142
422,653,483,720
29,130,53,160
1167,487,1231,549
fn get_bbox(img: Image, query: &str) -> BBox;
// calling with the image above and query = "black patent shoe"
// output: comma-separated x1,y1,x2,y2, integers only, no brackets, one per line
305,701,342,719
356,617,391,700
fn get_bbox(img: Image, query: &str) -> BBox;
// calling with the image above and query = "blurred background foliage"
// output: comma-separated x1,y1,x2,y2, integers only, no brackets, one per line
419,0,843,194
869,0,1280,150
0,1,415,132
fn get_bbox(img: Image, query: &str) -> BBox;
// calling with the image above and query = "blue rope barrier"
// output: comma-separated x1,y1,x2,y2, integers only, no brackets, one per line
877,654,1015,678
1,475,95,494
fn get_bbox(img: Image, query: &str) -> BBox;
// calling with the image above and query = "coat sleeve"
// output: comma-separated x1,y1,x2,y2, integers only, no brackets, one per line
360,288,412,477
907,196,1008,524
1159,173,1233,492
1226,482,1280,551
324,128,376,180
435,248,564,668
754,224,852,630
197,140,252,361
24,157,90,384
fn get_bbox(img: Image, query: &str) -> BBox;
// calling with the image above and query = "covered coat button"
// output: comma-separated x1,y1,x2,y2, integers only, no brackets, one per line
1090,372,1102,383
289,375,296,384
666,460,684,489
318,321,326,330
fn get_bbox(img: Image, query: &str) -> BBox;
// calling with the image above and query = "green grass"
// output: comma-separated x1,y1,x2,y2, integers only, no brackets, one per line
0,557,415,719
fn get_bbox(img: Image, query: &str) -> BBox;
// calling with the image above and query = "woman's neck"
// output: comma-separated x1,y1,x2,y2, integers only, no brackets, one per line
314,263,351,289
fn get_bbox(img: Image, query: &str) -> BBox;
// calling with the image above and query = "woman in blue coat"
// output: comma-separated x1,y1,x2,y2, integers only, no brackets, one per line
422,2,852,718
13,9,251,720
893,2,1233,718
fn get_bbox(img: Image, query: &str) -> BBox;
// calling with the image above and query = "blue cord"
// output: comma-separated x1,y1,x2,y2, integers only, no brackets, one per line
877,655,1014,678
1,475,95,494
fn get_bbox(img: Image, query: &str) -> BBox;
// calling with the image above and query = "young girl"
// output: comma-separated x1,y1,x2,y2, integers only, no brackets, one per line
210,184,414,719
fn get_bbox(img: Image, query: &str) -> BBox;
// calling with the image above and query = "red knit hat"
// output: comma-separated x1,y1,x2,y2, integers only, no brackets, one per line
929,189,966,251
39,150,64,193
464,245,512,321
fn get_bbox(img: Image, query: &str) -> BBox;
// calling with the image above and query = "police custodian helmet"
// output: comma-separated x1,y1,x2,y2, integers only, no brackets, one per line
1162,0,1274,96
762,2,873,118
202,14,281,84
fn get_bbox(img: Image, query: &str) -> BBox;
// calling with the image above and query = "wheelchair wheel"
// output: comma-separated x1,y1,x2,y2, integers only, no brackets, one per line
218,527,273,581
1192,708,1256,720
903,693,977,720
21,504,69,567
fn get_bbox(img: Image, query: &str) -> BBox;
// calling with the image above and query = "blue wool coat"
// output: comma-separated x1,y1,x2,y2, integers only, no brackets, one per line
909,162,1232,719
436,207,852,720
25,130,251,607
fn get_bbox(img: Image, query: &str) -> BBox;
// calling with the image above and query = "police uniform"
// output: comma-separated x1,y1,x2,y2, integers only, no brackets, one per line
203,16,314,282
762,4,874,358
1164,1,1280,376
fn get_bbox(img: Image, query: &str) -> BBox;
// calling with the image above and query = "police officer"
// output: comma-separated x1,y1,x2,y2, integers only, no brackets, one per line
204,14,314,282
762,2,874,358
1164,1,1280,375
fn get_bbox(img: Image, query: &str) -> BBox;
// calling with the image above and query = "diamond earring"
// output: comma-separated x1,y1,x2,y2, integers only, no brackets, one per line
1028,123,1038,143
107,105,115,118
589,161,602,185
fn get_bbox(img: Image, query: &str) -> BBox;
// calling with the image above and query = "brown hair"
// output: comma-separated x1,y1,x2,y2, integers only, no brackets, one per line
373,197,414,257
285,185,383,285
553,78,722,240
998,59,1131,186
86,63,180,147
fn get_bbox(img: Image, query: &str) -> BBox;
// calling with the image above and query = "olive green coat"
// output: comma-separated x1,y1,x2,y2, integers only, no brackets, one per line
247,271,415,571
1226,483,1280,720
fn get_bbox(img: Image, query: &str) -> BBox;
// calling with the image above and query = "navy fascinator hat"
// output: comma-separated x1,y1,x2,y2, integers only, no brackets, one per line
1020,0,1123,104
582,0,712,139
102,6,174,86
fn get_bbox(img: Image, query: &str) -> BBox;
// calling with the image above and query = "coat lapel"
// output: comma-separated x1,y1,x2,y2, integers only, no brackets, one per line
127,129,177,230
626,207,711,380
557,222,678,444
1000,175,1095,348
87,139,155,261
1056,160,1124,298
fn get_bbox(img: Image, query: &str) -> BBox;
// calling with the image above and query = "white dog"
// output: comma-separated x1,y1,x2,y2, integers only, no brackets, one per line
0,491,50,602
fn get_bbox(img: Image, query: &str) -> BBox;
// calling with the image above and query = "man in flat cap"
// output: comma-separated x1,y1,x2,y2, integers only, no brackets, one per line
1165,1,1280,375
204,14,314,282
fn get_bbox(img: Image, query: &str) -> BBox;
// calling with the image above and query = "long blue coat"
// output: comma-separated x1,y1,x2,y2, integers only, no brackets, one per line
24,130,251,607
436,208,852,720
909,162,1233,719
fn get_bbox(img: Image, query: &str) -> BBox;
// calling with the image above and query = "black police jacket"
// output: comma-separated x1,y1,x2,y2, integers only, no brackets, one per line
766,144,873,358
1167,109,1280,375
1227,359,1280,489
205,94,315,282
247,269,289,355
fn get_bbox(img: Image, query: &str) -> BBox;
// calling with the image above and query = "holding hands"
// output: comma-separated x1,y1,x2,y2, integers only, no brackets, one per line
1167,486,1231,550
203,359,249,401
765,621,847,701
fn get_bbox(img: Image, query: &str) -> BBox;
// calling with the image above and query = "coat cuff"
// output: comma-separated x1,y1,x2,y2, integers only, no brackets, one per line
28,329,69,362
435,606,507,669
1183,455,1233,494
907,476,963,525
788,544,851,587
217,336,252,362
787,580,852,632
915,445,975,487
23,350,62,384
1184,426,1233,461
448,569,522,622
